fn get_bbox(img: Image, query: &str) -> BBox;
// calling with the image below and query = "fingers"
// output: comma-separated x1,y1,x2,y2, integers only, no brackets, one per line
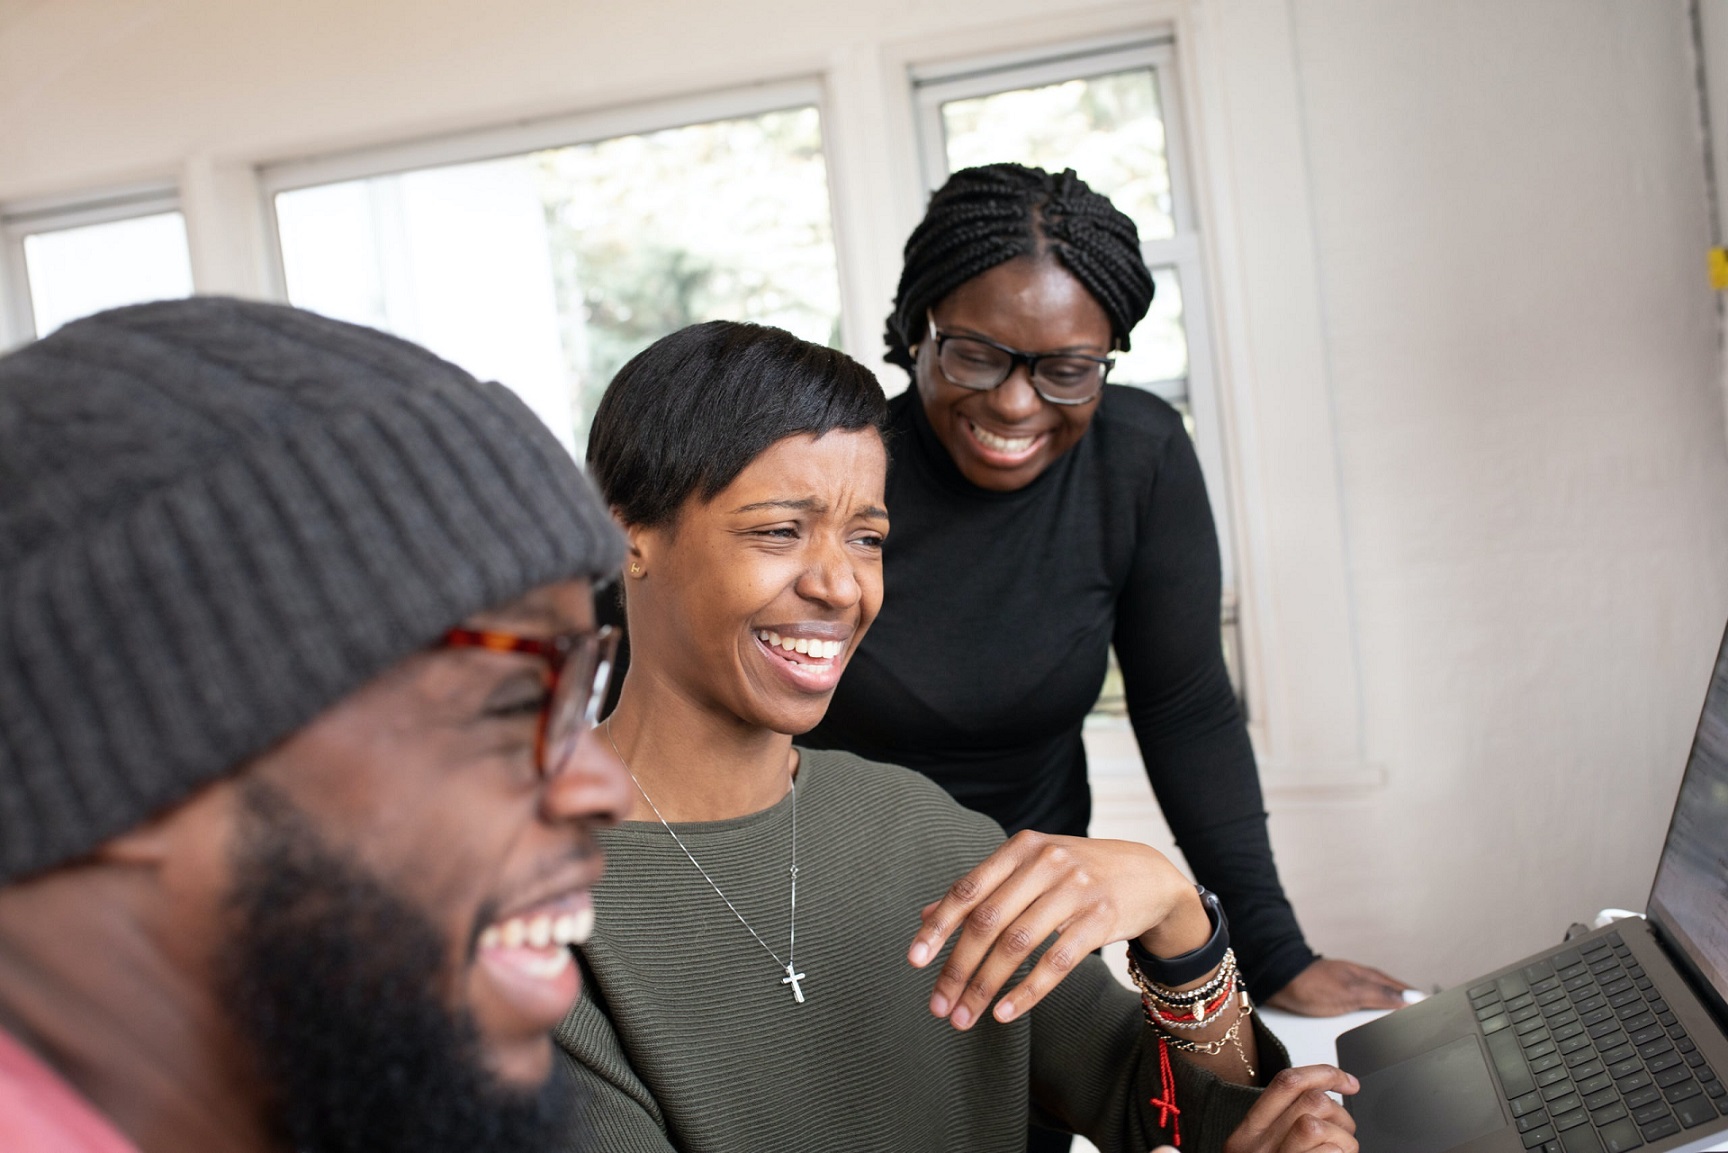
909,832,1194,1029
1224,1066,1358,1153
990,921,1096,1023
1250,1064,1360,1112
1339,960,1414,1010
1268,1116,1357,1153
1360,965,1416,992
938,913,1082,1029
926,890,1052,1025
1247,1106,1356,1152
907,831,1041,969
926,846,1101,1027
1357,986,1411,1011
1267,958,1416,1016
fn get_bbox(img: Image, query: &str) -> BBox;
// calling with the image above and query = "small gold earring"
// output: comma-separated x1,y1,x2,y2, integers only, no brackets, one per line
629,562,643,576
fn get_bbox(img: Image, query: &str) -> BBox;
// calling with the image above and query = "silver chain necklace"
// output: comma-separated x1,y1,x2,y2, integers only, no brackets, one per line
605,720,805,1003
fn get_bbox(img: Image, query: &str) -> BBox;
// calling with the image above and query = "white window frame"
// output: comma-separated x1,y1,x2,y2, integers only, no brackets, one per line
256,77,846,330
0,185,185,349
908,36,1238,637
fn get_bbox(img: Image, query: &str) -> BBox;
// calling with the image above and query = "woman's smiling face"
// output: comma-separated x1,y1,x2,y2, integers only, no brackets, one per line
625,429,889,735
914,255,1113,492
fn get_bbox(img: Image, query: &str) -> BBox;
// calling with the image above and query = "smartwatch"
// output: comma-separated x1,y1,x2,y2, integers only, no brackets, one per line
1129,885,1231,986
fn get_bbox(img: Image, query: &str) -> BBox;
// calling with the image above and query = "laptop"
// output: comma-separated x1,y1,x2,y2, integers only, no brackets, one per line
1337,622,1728,1153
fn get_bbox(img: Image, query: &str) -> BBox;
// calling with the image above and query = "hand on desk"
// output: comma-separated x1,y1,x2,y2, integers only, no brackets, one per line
1265,957,1413,1016
1151,1065,1360,1153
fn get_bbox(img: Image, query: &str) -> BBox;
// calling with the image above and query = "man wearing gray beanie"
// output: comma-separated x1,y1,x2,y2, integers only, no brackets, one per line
0,298,631,1153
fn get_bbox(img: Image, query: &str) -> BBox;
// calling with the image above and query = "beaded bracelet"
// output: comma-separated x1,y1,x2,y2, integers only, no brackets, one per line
1140,978,1236,1030
1128,946,1258,1081
1129,947,1238,1010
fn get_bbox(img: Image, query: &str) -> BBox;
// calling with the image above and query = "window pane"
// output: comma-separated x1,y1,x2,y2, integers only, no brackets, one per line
938,68,1172,241
22,212,194,337
1114,265,1187,396
536,107,839,444
275,106,840,452
277,160,576,447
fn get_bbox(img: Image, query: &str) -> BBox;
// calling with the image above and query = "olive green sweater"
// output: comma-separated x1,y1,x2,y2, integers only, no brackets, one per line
556,748,1286,1152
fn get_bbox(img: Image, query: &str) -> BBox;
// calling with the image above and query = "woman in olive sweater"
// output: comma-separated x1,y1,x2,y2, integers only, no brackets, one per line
557,320,1358,1153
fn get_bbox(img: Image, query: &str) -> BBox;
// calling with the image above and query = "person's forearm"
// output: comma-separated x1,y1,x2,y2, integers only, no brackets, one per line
1170,812,1315,999
1129,914,1264,1088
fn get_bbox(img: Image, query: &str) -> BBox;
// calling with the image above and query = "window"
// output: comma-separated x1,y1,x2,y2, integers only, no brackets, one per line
267,88,841,453
926,56,1188,401
912,40,1241,711
1,189,195,344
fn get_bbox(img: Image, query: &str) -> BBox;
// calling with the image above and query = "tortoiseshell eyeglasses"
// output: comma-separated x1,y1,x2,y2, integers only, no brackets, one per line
438,626,619,781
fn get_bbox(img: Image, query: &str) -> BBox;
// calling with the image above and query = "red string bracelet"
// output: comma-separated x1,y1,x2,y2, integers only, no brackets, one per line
1150,1035,1182,1147
1142,978,1235,1026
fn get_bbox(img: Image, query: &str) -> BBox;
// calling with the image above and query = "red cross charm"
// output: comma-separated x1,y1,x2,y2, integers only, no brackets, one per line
1151,1036,1183,1147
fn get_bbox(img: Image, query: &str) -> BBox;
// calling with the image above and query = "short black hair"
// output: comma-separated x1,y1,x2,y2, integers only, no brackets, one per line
587,320,889,528
884,163,1155,372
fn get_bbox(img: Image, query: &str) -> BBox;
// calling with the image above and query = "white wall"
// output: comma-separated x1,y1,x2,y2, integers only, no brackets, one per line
1285,0,1728,986
3,0,1725,992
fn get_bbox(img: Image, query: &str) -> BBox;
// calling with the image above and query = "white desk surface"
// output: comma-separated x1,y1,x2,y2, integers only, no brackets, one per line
1258,1002,1404,1071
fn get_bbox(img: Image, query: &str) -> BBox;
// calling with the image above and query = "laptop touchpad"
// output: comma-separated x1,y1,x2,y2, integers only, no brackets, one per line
1352,1035,1504,1153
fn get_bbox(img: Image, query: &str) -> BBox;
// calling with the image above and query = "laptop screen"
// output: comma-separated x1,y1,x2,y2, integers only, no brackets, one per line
1646,622,1728,1018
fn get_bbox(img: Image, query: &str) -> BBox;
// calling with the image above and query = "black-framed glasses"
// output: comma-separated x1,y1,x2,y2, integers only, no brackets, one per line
439,625,619,781
927,312,1114,406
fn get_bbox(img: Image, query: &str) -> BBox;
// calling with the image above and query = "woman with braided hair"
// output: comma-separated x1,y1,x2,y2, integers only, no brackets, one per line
805,164,1410,1034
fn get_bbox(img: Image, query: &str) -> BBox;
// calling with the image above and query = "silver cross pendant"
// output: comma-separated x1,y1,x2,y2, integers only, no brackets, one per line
782,964,807,1003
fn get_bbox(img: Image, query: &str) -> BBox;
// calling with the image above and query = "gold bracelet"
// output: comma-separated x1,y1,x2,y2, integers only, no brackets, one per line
1160,993,1257,1080
1161,1011,1244,1056
1128,947,1238,1008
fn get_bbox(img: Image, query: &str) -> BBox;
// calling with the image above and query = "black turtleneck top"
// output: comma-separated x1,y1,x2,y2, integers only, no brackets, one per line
805,385,1316,999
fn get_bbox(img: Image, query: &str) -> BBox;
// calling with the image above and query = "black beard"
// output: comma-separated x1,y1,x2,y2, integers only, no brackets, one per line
217,780,574,1153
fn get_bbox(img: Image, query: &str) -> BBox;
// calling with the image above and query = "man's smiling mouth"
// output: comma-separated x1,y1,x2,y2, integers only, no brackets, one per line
474,893,595,1028
479,902,594,958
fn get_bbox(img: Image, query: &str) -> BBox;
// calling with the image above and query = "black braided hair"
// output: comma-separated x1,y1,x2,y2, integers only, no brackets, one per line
884,163,1155,373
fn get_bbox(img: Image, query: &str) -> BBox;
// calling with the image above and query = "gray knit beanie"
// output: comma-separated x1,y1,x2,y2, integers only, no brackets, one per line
0,297,624,884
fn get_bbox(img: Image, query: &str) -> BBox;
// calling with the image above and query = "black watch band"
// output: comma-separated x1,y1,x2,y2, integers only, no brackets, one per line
1129,885,1231,986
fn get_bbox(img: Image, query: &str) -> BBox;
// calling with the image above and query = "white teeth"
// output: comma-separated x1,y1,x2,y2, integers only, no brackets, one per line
485,905,596,952
549,909,594,946
756,630,845,661
970,420,1036,453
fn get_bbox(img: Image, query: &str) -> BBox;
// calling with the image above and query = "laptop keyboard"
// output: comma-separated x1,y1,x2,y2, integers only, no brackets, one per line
1469,930,1728,1152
